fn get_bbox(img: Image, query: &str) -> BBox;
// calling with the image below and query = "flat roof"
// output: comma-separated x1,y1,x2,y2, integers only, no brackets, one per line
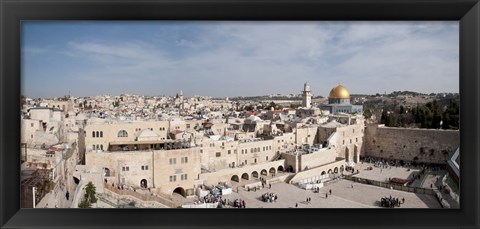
109,140,177,145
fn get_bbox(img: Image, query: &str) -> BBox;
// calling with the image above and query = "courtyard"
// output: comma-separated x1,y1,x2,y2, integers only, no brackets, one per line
215,179,441,208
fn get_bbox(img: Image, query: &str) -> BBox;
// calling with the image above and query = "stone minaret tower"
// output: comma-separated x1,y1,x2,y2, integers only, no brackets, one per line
302,82,313,108
179,90,184,110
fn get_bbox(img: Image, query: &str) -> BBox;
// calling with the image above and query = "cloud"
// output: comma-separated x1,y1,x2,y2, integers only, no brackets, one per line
23,21,459,98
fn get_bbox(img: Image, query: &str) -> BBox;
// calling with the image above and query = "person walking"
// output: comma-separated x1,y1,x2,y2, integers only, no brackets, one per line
329,189,332,195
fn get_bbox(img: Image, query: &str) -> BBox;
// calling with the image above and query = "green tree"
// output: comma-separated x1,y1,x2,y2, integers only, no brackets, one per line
78,182,97,208
363,108,372,119
85,182,97,204
244,105,254,111
380,109,388,125
78,199,92,208
442,100,460,129
290,104,301,109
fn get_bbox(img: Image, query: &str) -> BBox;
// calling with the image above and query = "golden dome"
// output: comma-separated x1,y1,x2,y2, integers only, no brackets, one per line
329,85,350,99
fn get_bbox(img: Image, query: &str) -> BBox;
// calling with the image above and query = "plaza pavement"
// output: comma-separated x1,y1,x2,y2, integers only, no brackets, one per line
223,179,441,208
353,162,446,189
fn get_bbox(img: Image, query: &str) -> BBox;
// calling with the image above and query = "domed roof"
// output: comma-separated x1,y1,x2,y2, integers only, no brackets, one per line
246,115,262,122
329,85,350,99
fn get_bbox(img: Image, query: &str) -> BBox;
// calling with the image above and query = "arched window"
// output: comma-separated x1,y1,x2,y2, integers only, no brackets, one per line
96,131,99,138
92,131,95,138
100,145,104,150
100,131,103,138
117,130,128,137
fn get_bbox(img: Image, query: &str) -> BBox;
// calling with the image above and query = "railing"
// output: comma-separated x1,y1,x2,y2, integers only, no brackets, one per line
343,175,436,196
104,184,176,208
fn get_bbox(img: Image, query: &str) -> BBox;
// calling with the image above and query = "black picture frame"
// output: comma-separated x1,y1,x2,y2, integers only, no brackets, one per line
1,0,479,228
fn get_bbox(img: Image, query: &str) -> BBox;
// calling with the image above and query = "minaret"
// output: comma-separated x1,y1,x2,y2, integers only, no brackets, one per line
179,90,184,110
302,82,313,108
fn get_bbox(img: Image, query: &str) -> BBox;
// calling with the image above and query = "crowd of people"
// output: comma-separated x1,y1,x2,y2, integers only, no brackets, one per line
261,192,278,203
380,195,404,208
233,199,246,208
203,194,222,204
361,156,447,171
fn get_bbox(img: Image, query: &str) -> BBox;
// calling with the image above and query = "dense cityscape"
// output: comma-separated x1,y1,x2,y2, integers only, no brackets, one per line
20,83,460,208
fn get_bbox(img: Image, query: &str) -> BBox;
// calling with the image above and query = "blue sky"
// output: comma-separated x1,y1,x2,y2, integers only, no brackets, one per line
22,21,459,98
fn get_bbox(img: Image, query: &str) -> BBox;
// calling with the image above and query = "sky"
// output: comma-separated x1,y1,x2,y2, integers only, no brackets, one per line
22,21,459,98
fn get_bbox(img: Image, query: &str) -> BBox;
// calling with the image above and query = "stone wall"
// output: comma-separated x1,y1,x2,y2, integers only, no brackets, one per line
198,160,285,185
289,159,344,184
364,124,459,164
298,148,338,171
295,125,319,145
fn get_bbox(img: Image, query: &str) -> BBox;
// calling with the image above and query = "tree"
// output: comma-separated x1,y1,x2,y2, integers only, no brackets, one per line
442,100,460,129
85,182,98,203
244,105,254,111
78,182,97,208
363,108,372,119
380,109,388,125
290,104,301,109
78,199,92,208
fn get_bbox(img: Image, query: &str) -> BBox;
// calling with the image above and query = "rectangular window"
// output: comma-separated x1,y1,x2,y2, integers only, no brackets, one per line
31,123,34,127
186,124,191,128
126,167,129,171
216,152,221,157
141,166,144,170
181,174,188,180
145,165,148,170
170,176,177,182
228,150,231,154
169,158,177,164
122,167,125,171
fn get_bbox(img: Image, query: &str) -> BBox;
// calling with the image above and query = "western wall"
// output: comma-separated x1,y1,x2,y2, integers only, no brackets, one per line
363,124,459,164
